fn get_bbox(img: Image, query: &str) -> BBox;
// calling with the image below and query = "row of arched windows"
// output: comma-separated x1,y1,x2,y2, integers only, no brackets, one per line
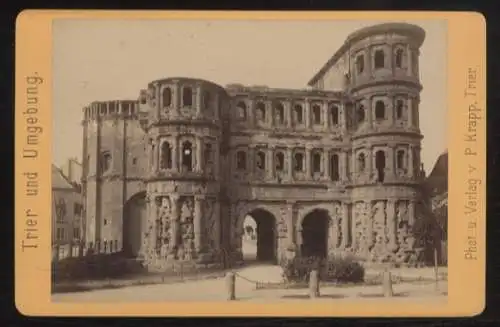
356,148,409,182
159,86,212,109
235,150,342,181
157,140,214,172
235,101,340,126
355,47,406,75
355,99,407,124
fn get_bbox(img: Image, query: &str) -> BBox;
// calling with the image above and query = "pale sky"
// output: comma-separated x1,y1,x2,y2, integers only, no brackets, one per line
53,18,447,173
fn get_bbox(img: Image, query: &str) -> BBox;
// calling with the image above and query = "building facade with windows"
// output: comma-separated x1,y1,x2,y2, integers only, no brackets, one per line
52,164,84,259
81,23,428,270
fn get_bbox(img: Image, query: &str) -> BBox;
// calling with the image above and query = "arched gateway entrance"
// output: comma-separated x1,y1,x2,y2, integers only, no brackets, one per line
301,209,330,258
122,192,147,258
241,209,277,264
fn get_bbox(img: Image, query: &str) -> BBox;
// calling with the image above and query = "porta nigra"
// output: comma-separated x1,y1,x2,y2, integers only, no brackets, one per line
81,23,429,271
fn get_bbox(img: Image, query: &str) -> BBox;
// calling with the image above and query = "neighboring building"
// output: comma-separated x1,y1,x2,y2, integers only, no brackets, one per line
52,164,84,259
60,157,83,185
81,23,430,270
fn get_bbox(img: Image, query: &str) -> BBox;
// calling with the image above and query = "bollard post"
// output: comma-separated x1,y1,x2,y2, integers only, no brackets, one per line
309,269,320,299
382,269,394,297
226,272,236,301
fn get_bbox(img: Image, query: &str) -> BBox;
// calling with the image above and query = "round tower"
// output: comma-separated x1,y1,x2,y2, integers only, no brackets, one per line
346,23,426,264
139,77,230,271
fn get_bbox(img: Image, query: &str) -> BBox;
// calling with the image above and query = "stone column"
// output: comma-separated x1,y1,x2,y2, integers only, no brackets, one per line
249,145,255,175
213,201,221,251
407,44,413,77
323,149,330,180
196,85,202,116
304,98,311,129
155,83,161,120
267,146,274,180
305,147,312,178
172,83,179,113
351,149,356,181
323,101,329,130
172,136,178,171
287,148,294,181
367,147,373,180
152,139,159,173
287,203,296,246
408,145,414,178
367,99,373,128
407,97,413,127
340,202,349,249
170,195,180,253
388,93,395,126
286,99,293,128
196,137,203,172
194,196,204,253
387,146,395,179
341,150,348,182
386,199,397,250
408,201,416,226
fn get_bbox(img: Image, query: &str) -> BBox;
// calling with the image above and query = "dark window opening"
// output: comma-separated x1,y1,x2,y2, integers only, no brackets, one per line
356,55,365,74
256,102,266,122
132,157,137,165
396,100,404,119
204,143,213,166
395,49,404,68
162,88,172,107
375,150,386,182
294,153,304,171
331,105,339,125
181,141,193,171
161,142,172,169
397,150,405,170
294,104,303,123
203,90,211,109
182,87,193,107
274,102,285,124
122,103,130,115
312,105,321,124
357,105,365,124
374,50,385,69
276,152,285,171
256,151,266,170
312,153,321,173
100,103,106,115
109,102,116,114
99,152,112,174
236,101,247,120
331,154,340,181
375,101,385,120
358,153,366,172
236,151,247,170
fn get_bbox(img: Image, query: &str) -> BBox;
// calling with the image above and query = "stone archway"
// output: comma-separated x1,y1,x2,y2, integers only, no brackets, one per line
300,209,330,258
239,208,278,264
122,191,147,258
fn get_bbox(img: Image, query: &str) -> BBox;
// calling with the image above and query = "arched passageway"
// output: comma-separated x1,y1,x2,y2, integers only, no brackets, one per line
122,192,147,258
301,209,330,258
241,209,277,264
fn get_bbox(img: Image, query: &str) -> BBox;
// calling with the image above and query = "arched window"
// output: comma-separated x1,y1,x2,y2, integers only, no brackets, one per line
181,141,193,171
356,55,365,74
275,152,285,171
397,150,406,170
330,154,340,181
236,101,247,120
236,151,247,170
312,152,322,173
395,48,404,68
358,153,366,171
374,50,385,69
99,151,112,174
160,142,172,169
294,152,304,171
375,101,385,120
375,150,386,182
396,99,404,119
256,151,266,170
203,90,211,110
182,87,193,107
256,102,266,122
162,88,172,107
274,102,285,125
294,104,303,123
330,105,339,125
312,104,321,124
357,104,365,123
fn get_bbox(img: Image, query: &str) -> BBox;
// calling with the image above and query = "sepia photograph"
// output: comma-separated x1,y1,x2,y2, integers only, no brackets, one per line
49,18,448,304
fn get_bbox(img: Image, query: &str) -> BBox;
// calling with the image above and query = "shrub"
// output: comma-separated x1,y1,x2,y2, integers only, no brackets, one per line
280,254,365,284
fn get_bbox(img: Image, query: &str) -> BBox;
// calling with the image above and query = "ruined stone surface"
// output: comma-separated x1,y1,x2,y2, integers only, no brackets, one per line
81,23,432,270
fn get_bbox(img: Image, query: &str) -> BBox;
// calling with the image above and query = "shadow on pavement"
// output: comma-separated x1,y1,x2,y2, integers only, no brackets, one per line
356,291,411,298
280,294,347,300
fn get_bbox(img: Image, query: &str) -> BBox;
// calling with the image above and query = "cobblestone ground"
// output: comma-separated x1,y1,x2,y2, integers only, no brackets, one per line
52,265,448,303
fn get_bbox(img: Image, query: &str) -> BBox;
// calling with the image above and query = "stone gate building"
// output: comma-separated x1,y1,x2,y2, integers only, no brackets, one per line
81,23,428,270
